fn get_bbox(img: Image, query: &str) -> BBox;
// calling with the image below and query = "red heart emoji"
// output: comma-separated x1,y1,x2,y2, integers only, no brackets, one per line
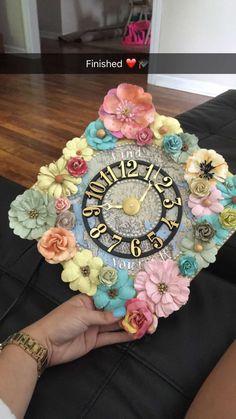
126,58,136,69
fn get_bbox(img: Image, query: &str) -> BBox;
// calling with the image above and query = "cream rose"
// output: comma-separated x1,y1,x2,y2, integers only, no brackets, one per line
189,178,210,198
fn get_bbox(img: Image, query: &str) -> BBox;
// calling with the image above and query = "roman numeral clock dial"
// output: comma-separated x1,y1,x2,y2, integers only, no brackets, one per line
82,160,183,259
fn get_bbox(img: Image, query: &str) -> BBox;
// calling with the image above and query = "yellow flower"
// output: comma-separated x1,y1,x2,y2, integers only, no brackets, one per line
37,157,81,198
150,113,183,146
185,149,228,185
189,178,211,198
63,137,93,161
61,249,103,295
219,208,236,229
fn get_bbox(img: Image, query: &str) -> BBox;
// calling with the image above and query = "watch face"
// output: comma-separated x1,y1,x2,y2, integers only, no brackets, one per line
72,142,194,275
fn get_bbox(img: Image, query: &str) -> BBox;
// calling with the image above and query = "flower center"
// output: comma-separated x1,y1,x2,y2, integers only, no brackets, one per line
199,160,214,180
181,143,189,151
96,129,106,139
202,198,212,207
108,288,118,299
76,150,82,156
232,196,236,204
80,266,90,277
116,100,135,122
158,282,168,294
158,125,168,135
55,175,64,184
28,208,39,219
194,243,203,252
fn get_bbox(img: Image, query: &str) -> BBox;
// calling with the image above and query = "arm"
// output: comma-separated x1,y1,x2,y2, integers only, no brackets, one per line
185,340,236,419
0,294,132,419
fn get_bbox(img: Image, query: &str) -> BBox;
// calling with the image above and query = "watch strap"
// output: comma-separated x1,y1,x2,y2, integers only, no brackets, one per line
0,332,48,378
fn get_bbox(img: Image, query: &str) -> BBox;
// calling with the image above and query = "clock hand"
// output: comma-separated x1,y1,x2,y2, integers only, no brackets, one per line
88,203,123,210
139,167,161,205
139,181,152,204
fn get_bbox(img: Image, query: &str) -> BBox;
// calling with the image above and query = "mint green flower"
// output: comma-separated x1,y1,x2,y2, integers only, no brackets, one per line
9,189,57,240
180,231,218,270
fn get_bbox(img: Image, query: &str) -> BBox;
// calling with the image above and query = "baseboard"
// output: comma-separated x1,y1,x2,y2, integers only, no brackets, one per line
4,44,27,53
148,74,233,97
40,31,60,40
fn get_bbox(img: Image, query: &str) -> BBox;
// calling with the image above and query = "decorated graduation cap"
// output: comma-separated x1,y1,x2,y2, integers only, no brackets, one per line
9,83,236,339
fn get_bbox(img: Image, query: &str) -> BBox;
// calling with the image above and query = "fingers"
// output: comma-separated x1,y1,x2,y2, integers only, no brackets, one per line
81,309,119,327
100,322,122,333
95,331,134,348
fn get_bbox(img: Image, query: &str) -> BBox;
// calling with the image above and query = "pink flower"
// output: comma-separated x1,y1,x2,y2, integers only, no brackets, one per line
188,185,224,218
67,157,88,177
37,227,77,264
135,128,153,146
134,259,190,318
55,197,71,213
99,83,155,139
121,298,158,339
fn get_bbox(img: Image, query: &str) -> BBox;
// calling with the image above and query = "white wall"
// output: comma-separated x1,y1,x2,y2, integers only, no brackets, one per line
149,0,236,96
0,0,26,52
60,0,129,36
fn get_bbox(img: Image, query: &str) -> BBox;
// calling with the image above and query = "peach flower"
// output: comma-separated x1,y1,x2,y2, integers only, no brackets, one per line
185,149,228,185
37,227,77,264
99,83,155,139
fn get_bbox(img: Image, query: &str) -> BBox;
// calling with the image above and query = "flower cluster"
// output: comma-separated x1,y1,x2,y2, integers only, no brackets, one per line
8,82,236,342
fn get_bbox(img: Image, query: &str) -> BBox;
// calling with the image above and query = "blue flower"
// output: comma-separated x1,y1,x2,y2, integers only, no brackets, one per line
93,269,136,317
217,176,236,209
178,255,198,277
198,214,229,245
172,133,200,163
163,134,183,156
85,119,117,151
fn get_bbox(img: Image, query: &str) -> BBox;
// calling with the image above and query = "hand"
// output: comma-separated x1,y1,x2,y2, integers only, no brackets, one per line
23,294,133,367
139,181,152,204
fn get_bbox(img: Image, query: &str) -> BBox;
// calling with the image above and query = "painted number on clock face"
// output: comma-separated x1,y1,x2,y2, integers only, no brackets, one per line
82,160,183,259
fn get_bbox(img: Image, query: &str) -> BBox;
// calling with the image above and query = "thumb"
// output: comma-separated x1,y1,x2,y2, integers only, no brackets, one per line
82,309,119,327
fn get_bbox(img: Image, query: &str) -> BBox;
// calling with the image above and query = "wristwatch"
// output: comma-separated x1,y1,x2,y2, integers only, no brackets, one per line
0,331,48,378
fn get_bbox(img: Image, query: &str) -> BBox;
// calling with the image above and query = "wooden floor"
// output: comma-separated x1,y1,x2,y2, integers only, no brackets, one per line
0,73,210,188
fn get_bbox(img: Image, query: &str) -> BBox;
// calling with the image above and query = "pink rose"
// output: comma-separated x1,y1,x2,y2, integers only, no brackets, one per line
135,128,153,146
37,227,77,264
67,157,88,177
55,197,71,213
121,298,158,339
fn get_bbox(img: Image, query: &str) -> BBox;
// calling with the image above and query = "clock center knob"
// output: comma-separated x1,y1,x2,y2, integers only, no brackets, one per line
122,197,140,216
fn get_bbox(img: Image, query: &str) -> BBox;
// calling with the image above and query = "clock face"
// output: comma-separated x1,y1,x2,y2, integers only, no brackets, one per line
71,142,193,274
81,160,183,259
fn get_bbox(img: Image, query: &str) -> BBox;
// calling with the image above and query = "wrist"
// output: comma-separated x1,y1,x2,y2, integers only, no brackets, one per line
22,324,53,366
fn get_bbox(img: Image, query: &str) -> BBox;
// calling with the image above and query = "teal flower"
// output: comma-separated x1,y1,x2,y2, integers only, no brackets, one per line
178,255,198,277
172,133,200,163
217,175,236,209
180,231,218,270
9,189,57,240
198,214,229,245
163,134,183,155
93,269,136,317
85,119,117,151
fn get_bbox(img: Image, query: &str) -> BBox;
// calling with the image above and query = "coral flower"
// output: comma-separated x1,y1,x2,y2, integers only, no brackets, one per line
37,227,77,264
99,83,155,139
134,259,190,318
185,149,228,185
